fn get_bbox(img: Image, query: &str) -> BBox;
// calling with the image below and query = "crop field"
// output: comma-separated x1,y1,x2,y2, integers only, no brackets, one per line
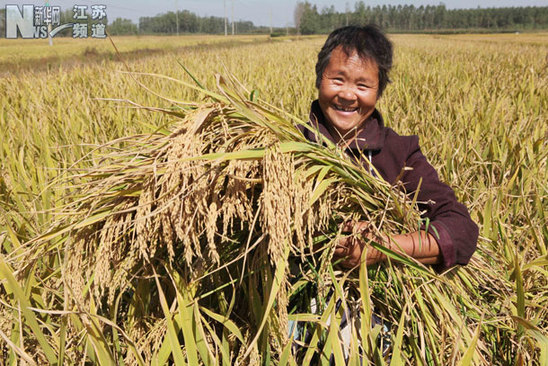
0,33,547,365
0,34,280,75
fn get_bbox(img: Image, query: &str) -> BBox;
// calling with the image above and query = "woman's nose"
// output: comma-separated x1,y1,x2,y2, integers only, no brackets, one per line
338,86,357,101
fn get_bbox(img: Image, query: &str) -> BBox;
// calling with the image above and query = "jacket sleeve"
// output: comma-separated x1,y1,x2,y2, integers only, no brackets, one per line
400,136,478,268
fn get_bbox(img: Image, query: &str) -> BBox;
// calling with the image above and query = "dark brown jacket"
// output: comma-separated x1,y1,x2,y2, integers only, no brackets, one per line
299,101,478,268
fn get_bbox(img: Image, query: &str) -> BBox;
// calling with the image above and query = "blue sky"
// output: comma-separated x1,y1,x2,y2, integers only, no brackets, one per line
3,0,548,27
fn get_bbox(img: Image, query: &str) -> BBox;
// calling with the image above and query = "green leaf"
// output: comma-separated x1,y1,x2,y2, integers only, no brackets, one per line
200,307,245,344
456,320,481,366
0,253,58,365
241,243,290,360
389,306,407,366
151,267,187,366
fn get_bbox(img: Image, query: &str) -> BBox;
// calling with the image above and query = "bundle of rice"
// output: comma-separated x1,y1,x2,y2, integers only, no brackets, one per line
18,73,510,365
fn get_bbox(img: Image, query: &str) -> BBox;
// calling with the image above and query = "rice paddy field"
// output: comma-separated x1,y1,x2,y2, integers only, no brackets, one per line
0,33,547,365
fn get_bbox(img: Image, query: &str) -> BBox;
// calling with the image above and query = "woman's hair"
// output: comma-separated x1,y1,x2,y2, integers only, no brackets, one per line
315,25,393,97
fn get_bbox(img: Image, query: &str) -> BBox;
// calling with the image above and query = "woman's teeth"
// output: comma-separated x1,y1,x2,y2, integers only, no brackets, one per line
334,105,357,112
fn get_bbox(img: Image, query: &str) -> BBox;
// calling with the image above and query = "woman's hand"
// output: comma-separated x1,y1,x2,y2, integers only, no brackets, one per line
333,221,442,269
334,221,385,268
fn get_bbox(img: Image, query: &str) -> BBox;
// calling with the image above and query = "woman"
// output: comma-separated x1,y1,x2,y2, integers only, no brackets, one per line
299,25,478,270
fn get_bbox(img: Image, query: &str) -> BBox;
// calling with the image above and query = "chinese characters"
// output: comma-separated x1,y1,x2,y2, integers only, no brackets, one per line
72,4,107,38
33,6,61,26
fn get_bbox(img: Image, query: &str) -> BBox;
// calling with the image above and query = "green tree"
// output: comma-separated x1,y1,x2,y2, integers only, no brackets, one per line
299,2,320,35
109,18,137,35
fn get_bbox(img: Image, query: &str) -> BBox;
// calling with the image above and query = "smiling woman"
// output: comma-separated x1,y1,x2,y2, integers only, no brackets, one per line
294,24,480,362
301,25,479,270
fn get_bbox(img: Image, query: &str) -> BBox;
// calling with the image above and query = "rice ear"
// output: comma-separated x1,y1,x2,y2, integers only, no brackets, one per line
27,71,424,363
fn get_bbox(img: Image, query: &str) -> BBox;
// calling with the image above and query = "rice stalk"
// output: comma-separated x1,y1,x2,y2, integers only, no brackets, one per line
8,70,423,364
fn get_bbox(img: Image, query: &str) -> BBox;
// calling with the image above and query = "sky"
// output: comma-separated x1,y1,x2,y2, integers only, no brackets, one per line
2,0,548,27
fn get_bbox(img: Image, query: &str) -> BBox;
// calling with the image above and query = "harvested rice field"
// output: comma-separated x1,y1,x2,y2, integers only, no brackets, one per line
0,33,547,365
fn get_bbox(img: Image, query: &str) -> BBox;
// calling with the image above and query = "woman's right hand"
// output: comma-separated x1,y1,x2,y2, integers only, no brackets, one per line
334,221,385,268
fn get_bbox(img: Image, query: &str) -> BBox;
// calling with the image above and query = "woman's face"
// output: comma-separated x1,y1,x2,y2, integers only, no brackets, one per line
318,46,379,139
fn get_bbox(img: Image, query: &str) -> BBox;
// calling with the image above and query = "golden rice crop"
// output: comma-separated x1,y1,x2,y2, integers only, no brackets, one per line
21,73,420,362
0,33,546,365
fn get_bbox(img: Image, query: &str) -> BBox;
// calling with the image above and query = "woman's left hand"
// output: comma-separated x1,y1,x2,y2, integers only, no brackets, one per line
333,221,442,269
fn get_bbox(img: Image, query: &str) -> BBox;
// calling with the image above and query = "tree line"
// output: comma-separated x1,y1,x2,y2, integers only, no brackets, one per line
137,10,261,35
294,2,548,34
